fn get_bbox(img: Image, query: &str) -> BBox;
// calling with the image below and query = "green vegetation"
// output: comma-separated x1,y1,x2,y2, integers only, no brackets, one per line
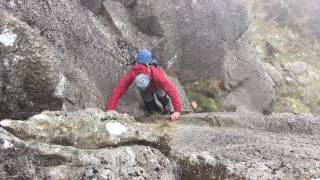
155,120,171,129
273,97,310,113
247,0,320,114
185,79,225,112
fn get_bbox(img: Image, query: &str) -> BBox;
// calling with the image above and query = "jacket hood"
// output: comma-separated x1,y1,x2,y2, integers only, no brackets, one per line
132,64,151,77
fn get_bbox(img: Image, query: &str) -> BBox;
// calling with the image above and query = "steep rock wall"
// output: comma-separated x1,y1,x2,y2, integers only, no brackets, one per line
0,0,275,118
126,0,275,112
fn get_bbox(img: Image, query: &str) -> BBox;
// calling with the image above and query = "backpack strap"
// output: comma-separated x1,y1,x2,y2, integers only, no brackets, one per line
149,64,160,80
149,65,154,80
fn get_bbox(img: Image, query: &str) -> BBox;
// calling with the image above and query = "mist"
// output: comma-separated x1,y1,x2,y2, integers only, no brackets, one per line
247,0,320,114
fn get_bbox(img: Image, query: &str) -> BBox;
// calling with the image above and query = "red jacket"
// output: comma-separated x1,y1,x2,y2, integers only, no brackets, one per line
105,64,182,112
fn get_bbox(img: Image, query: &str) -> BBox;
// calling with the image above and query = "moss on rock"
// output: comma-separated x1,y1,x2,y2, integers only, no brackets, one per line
273,96,310,113
185,79,225,112
247,0,320,114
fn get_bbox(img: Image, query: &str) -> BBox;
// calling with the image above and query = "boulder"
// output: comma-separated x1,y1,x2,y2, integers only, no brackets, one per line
129,0,275,113
284,61,308,75
0,109,167,149
1,109,320,179
0,1,143,117
0,15,62,119
0,108,173,179
263,63,284,84
0,128,174,179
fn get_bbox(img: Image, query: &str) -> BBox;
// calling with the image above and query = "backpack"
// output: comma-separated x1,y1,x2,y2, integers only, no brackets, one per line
132,50,160,68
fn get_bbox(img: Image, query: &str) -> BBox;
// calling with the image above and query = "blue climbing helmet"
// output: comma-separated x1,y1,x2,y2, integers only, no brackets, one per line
134,73,150,91
134,49,152,65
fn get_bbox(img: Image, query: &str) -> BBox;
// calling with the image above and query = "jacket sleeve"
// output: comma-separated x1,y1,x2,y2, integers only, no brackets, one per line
159,75,182,112
105,69,135,111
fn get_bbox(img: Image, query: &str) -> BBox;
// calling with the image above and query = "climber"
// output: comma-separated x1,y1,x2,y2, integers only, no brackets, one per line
104,49,181,121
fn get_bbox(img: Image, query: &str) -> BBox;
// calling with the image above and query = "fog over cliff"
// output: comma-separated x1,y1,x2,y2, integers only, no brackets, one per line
0,0,320,179
247,0,320,114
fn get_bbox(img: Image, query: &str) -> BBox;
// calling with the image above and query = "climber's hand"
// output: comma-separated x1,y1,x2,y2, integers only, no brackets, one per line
170,112,180,121
107,110,118,113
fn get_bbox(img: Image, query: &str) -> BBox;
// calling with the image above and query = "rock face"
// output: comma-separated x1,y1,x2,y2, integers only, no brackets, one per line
0,131,174,180
0,0,141,118
249,0,320,114
1,109,320,179
0,0,274,119
0,109,174,179
0,15,62,119
170,125,320,179
0,109,166,149
128,0,275,113
0,1,319,179
263,63,283,84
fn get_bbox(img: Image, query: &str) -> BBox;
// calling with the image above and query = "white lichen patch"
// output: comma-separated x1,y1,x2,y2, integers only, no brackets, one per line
190,153,197,159
106,122,126,136
0,120,12,127
54,148,61,153
11,55,23,66
2,140,14,149
53,74,68,98
8,0,16,7
0,29,17,46
3,59,9,67
62,102,66,111
200,151,215,163
31,114,50,121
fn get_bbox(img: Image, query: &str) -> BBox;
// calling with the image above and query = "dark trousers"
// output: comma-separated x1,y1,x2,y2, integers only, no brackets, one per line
139,89,173,114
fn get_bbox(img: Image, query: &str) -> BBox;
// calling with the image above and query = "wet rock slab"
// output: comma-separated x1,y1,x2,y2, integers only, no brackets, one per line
169,125,320,179
1,109,320,179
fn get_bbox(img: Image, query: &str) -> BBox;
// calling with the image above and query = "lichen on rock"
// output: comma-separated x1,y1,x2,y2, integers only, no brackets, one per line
1,109,320,179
